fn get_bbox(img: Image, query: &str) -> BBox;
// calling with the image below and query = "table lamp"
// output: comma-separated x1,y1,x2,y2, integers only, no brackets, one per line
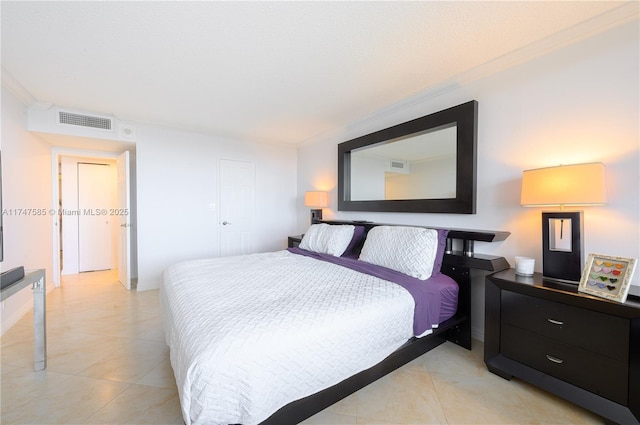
304,191,328,224
521,162,607,283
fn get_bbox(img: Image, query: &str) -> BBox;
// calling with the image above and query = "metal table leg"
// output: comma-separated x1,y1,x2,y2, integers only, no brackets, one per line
32,274,47,371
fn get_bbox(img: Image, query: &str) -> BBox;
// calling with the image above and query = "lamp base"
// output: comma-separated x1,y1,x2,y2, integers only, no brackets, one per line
542,211,584,283
310,209,323,224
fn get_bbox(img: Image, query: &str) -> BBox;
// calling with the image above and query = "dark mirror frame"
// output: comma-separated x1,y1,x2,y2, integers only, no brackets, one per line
338,100,478,214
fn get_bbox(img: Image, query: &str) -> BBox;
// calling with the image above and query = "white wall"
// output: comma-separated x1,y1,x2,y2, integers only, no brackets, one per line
2,89,297,326
297,21,639,340
1,87,55,334
135,124,298,291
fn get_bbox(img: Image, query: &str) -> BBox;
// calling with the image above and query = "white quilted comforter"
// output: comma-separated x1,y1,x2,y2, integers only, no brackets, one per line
161,250,416,425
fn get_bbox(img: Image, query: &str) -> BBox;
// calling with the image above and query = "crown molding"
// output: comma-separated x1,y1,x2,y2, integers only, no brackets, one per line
299,2,639,148
446,1,639,92
1,66,36,106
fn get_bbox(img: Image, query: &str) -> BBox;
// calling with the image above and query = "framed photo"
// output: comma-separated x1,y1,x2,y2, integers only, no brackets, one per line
579,253,637,303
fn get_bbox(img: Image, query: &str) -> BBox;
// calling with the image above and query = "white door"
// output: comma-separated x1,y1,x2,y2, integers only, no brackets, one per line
219,160,256,257
117,151,131,290
77,163,112,272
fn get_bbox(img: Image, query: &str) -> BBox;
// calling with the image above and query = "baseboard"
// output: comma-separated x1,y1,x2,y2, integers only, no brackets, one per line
472,327,485,343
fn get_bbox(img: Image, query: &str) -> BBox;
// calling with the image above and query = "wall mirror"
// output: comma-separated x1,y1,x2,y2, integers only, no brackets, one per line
338,100,478,214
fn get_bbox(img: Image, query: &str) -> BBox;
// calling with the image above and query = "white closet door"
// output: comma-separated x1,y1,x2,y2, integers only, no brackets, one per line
219,159,256,257
78,163,112,272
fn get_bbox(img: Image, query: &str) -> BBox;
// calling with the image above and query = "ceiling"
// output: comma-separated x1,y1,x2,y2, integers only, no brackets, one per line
1,1,636,146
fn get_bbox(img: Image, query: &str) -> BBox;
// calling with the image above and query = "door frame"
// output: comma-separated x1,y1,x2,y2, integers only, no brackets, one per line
50,147,130,287
117,151,131,290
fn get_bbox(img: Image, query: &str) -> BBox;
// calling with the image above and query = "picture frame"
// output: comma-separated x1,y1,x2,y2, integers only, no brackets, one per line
579,253,637,303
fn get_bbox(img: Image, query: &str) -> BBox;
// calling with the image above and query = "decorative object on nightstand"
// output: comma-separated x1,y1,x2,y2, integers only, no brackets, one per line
514,256,535,276
520,162,607,283
578,253,637,303
304,191,328,224
485,269,640,425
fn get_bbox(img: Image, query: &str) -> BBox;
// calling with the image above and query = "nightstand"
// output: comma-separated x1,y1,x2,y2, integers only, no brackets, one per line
485,269,640,424
288,235,303,248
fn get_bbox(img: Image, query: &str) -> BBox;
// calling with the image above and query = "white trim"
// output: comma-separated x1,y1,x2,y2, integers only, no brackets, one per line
471,327,485,344
50,151,59,287
50,147,121,286
1,66,35,106
299,3,640,148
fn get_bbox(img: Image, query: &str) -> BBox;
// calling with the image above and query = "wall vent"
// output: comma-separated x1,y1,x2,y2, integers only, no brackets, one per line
27,103,135,142
58,111,112,130
387,159,410,174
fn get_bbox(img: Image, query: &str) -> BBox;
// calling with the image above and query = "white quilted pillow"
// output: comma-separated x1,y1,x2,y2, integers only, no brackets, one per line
299,224,355,257
359,226,438,280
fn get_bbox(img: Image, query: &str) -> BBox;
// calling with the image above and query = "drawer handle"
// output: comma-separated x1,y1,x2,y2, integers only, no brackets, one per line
547,318,563,326
546,355,564,364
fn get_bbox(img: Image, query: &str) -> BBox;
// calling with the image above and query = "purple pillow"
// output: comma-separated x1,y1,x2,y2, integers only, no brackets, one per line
432,229,449,275
341,226,366,258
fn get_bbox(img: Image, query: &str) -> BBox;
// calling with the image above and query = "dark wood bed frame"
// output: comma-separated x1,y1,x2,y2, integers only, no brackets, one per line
260,220,509,425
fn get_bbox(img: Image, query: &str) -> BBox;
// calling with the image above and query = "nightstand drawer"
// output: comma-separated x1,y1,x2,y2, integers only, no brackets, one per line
501,323,628,405
501,291,629,361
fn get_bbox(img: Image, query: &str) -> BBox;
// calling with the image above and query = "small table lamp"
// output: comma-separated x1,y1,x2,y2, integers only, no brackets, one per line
521,162,607,283
304,191,329,224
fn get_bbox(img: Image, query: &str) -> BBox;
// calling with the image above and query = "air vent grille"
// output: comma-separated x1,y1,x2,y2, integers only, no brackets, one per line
387,159,409,174
59,111,112,130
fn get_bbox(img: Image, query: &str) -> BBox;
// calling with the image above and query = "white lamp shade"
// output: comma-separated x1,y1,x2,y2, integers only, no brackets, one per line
304,191,329,208
521,162,607,207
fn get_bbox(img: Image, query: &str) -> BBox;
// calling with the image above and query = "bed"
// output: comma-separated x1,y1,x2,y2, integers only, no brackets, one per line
161,221,509,425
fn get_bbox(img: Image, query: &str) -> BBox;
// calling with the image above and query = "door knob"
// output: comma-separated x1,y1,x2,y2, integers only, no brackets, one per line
222,221,231,225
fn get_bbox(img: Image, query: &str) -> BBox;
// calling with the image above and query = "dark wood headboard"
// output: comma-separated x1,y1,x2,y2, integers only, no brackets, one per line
319,219,509,270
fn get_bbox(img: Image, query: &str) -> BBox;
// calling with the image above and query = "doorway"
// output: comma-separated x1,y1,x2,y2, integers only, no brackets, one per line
59,156,117,274
52,148,133,290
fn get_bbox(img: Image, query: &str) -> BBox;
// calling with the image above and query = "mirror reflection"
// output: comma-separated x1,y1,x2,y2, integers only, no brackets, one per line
338,100,477,214
350,124,457,201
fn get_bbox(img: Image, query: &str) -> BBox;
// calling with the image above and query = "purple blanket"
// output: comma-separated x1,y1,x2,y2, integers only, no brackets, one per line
288,247,458,336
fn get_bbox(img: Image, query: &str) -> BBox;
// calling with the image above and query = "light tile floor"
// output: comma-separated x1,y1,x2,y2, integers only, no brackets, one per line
1,270,605,424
